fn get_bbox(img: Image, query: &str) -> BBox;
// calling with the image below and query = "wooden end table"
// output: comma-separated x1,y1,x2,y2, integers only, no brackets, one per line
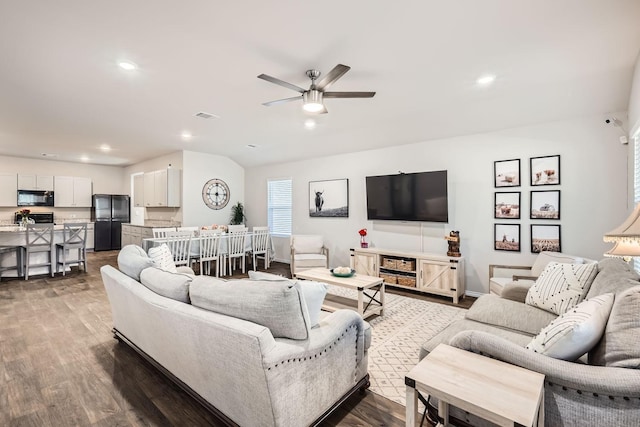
405,344,545,427
295,267,384,319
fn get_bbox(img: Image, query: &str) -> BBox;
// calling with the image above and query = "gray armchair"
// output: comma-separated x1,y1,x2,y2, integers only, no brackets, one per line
290,235,329,277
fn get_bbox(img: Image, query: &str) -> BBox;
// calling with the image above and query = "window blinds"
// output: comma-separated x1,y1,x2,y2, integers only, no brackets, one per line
267,179,292,237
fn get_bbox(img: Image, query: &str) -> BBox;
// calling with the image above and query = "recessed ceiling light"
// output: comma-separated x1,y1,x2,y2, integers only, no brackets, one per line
80,155,90,162
99,144,111,152
181,131,192,140
304,119,316,130
118,61,137,71
476,74,496,86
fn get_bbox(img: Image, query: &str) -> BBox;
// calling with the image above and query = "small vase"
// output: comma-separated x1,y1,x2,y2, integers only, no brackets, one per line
360,236,368,248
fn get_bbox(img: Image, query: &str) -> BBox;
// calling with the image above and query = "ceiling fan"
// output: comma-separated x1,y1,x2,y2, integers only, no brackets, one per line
257,64,375,114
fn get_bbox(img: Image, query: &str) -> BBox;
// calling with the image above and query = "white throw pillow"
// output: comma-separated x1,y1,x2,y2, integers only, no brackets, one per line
526,293,614,360
148,243,178,273
530,251,584,277
525,262,598,315
248,270,328,327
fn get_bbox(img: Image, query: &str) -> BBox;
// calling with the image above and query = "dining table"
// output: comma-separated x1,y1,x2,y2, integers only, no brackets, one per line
142,231,275,259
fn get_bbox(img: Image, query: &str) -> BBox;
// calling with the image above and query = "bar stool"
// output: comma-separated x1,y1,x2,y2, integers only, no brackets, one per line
23,223,55,280
0,245,23,281
55,223,88,276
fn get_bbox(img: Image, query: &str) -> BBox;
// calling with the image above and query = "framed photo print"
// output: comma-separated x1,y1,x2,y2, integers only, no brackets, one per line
309,178,349,217
494,192,520,219
494,159,521,188
530,155,560,186
494,223,521,252
531,224,561,253
530,190,560,219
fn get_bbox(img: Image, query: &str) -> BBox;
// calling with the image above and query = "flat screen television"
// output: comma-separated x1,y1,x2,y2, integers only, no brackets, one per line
366,170,448,222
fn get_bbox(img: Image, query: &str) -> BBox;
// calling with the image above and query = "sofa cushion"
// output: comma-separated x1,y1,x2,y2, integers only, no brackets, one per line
248,270,328,328
525,262,598,315
526,293,614,361
465,294,557,336
189,276,311,340
291,235,324,254
139,266,193,303
530,251,583,277
500,280,535,303
589,285,640,368
117,244,155,281
148,243,178,273
585,258,640,298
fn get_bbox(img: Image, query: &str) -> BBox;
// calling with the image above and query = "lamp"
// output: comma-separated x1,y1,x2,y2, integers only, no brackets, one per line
303,90,324,113
603,203,640,261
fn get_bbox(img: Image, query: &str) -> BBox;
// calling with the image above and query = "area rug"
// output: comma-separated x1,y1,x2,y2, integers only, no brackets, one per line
325,285,466,406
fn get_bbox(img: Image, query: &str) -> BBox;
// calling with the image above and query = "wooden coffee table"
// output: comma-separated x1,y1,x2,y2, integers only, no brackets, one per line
405,344,544,427
295,268,384,319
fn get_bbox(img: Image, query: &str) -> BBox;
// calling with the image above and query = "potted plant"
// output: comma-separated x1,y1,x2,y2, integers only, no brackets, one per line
230,202,246,225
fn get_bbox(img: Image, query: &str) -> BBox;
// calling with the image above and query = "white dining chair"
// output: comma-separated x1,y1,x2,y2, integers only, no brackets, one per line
249,226,270,270
152,227,177,239
164,230,193,267
227,224,247,233
177,226,199,237
199,229,223,276
226,230,248,274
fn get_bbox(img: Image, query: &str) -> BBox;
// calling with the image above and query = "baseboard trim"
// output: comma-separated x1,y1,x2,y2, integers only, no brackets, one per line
465,290,484,298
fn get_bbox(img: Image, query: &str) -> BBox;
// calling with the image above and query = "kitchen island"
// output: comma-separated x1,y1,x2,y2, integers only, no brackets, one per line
0,223,94,278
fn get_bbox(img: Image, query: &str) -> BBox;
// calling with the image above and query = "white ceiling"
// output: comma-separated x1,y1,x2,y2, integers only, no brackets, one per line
1,1,639,168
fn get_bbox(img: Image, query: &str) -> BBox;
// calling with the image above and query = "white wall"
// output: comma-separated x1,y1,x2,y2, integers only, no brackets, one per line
0,155,124,222
181,150,245,227
245,114,629,294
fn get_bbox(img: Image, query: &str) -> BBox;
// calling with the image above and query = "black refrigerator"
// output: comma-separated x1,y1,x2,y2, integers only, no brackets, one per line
92,194,130,251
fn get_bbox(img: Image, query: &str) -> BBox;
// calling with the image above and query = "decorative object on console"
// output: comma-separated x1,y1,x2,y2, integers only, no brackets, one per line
494,158,520,188
531,224,561,253
530,154,560,186
494,223,520,252
445,230,461,257
494,192,520,219
202,178,230,210
309,178,349,217
358,228,368,248
603,203,640,261
229,202,245,225
530,190,560,219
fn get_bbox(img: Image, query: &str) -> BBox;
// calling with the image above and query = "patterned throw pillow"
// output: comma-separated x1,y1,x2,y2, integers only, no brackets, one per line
148,243,177,273
525,262,598,315
526,293,614,360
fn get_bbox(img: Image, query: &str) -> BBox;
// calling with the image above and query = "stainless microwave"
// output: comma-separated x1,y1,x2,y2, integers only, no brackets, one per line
17,190,55,206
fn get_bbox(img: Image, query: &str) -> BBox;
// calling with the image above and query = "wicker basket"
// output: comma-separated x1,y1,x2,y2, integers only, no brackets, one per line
382,258,398,269
379,272,397,284
396,259,416,272
397,275,417,287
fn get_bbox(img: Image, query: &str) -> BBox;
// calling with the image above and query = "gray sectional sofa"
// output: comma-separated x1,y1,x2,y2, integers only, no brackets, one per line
420,257,640,426
101,245,370,427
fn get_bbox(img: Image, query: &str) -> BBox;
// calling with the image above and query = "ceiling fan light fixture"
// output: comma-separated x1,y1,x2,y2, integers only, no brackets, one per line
303,90,324,112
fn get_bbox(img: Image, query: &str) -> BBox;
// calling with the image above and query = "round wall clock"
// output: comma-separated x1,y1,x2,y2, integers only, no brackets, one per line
202,178,230,210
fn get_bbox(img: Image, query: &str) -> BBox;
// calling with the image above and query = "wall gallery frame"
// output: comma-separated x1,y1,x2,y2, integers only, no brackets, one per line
531,224,561,253
494,223,521,252
494,159,521,188
494,192,521,219
530,190,560,219
309,178,349,217
530,155,560,186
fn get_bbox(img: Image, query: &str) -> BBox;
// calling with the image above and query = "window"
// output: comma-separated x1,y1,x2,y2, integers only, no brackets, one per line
268,179,292,237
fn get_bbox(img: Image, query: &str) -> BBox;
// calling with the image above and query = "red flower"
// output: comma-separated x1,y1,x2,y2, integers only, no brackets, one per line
358,228,367,237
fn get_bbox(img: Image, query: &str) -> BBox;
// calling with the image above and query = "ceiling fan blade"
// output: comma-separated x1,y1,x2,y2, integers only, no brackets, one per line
315,64,350,91
257,74,306,93
323,91,376,98
262,96,302,107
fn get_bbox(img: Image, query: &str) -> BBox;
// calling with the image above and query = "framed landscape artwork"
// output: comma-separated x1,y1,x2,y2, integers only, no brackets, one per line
494,159,521,188
494,192,520,219
531,224,561,253
309,178,349,217
530,155,560,186
530,190,560,219
494,223,520,252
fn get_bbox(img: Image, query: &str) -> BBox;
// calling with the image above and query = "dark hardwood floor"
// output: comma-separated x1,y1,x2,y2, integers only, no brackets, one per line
0,251,472,426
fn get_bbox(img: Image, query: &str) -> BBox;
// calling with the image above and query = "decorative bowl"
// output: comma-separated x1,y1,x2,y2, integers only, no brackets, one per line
330,268,355,278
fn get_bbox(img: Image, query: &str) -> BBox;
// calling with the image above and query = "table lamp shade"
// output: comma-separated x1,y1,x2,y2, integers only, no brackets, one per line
603,204,640,258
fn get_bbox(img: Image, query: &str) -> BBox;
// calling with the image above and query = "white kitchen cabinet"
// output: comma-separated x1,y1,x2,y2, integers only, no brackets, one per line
54,176,92,207
143,168,180,207
0,174,17,206
133,174,144,207
18,174,54,191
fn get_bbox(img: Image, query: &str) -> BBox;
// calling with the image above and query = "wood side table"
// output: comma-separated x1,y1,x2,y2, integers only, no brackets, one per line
405,344,545,427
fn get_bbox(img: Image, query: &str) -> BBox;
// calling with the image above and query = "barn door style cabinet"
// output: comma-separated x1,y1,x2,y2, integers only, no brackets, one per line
350,247,465,304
